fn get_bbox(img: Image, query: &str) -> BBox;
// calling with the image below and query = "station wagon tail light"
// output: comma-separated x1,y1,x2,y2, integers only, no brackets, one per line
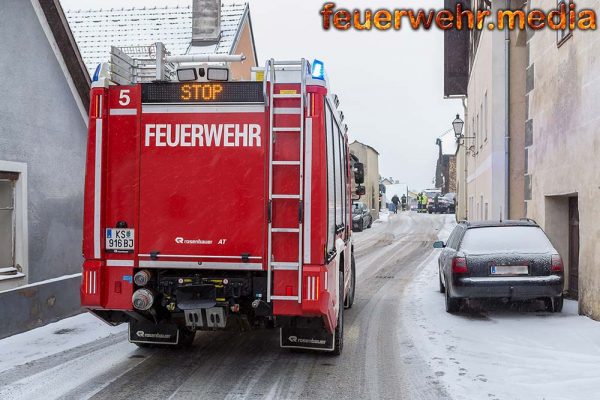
452,257,468,274
551,255,564,272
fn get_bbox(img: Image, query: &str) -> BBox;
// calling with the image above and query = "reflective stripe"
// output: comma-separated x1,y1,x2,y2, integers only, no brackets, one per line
107,260,135,267
138,254,262,260
110,108,137,116
303,118,312,264
138,261,263,270
93,114,103,259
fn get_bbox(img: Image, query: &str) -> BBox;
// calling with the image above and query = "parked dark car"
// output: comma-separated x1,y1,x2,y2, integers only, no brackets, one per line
433,220,564,313
352,202,373,232
428,197,447,214
443,193,456,214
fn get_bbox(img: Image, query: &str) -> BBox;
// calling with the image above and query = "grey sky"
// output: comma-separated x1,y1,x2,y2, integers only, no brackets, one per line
60,0,462,191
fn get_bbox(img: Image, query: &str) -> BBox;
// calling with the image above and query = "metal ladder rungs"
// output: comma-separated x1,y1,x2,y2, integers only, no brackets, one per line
273,127,301,132
273,60,303,65
273,94,301,99
272,262,300,270
272,160,300,166
270,295,300,301
266,58,307,304
273,108,301,115
272,228,300,233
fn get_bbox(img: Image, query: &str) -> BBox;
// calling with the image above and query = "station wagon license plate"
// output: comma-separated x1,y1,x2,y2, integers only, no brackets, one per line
490,265,528,275
106,228,134,251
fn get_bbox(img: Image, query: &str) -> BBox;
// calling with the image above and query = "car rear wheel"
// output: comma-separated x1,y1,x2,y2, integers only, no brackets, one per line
445,287,460,313
553,295,564,313
438,271,445,293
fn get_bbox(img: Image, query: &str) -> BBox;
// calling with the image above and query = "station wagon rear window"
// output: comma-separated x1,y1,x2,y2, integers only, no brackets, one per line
460,226,554,254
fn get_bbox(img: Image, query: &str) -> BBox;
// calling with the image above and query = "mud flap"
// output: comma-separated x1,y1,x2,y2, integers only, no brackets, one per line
280,319,335,352
129,321,179,345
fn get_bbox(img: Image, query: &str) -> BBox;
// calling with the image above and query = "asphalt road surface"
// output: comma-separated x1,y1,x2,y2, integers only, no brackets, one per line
0,213,451,400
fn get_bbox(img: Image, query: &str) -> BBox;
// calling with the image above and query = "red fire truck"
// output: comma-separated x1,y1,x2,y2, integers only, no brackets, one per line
81,44,365,354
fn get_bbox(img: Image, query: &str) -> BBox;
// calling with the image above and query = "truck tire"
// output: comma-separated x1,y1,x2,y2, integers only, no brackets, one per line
344,254,356,309
332,271,344,355
177,327,196,347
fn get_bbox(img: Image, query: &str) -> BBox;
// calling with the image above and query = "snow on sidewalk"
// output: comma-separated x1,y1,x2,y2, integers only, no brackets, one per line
0,312,126,373
400,217,600,400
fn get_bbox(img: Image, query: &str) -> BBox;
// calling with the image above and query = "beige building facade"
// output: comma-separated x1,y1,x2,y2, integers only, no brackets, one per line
349,141,380,220
526,0,600,318
462,0,527,222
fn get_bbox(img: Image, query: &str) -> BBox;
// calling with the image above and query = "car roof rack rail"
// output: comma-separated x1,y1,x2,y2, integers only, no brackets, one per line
519,217,538,224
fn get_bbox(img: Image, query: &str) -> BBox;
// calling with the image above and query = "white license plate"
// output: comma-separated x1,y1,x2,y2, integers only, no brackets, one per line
490,265,528,275
106,228,134,251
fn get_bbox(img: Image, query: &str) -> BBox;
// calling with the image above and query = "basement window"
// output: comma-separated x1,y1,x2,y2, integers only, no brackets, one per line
0,162,28,286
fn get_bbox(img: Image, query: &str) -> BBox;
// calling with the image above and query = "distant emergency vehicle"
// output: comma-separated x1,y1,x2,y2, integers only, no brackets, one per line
81,43,365,353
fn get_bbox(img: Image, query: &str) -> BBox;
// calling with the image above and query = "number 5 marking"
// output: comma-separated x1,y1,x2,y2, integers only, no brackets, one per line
119,89,131,106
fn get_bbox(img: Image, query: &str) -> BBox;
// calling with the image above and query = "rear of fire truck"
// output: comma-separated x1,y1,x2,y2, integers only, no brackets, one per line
81,43,363,353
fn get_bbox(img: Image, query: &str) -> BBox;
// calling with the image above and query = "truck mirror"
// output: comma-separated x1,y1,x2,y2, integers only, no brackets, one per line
353,162,364,184
355,185,366,196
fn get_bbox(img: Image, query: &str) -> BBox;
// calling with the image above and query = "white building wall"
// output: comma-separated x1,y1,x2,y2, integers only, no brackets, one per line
527,0,600,319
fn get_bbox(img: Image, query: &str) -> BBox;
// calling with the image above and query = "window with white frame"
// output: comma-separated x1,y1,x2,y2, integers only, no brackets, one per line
0,161,27,283
479,104,483,148
484,91,488,142
480,195,484,219
475,114,479,150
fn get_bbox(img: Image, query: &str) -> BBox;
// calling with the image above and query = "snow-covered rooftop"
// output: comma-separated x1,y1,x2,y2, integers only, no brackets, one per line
65,2,248,75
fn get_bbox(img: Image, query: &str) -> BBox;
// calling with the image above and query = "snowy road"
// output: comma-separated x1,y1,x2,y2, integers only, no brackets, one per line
1,212,599,400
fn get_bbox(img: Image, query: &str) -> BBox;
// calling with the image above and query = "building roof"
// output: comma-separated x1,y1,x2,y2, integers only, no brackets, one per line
349,140,380,155
65,2,251,75
38,0,90,112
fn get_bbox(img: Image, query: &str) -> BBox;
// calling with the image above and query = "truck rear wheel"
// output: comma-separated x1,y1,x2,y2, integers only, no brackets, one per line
332,271,344,355
344,254,356,309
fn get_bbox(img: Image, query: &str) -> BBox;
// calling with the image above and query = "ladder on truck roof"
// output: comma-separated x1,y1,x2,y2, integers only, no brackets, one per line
265,59,309,303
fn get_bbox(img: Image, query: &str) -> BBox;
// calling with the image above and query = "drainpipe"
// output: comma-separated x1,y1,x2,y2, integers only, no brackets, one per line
504,0,511,219
462,97,468,221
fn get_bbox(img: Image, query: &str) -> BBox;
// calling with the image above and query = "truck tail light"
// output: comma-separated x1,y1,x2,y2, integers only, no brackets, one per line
81,260,102,307
306,276,320,301
451,257,468,274
551,255,564,272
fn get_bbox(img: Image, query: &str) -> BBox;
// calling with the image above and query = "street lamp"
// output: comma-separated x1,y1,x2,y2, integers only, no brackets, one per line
453,113,476,157
453,114,464,139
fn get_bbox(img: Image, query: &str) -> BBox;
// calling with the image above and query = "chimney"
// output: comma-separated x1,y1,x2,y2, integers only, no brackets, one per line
192,0,221,45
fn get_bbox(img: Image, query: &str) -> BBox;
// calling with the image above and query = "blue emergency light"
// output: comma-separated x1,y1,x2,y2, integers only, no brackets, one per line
92,64,102,82
312,59,325,80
